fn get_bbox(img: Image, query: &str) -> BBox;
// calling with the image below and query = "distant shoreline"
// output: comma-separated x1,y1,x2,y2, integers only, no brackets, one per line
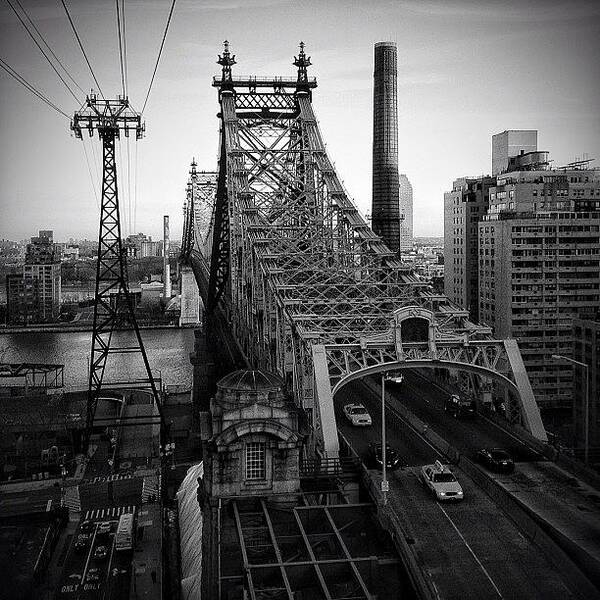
0,323,188,334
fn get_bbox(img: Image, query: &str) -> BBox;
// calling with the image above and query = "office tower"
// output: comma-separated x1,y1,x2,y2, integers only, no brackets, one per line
491,130,538,176
479,158,600,409
372,41,400,254
444,176,496,322
399,174,413,250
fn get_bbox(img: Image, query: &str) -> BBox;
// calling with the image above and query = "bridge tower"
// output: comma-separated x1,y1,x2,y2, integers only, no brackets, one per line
187,43,546,459
71,95,162,446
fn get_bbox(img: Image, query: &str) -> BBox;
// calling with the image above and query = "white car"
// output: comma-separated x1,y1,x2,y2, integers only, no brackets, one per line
342,403,372,426
384,372,404,385
421,460,464,501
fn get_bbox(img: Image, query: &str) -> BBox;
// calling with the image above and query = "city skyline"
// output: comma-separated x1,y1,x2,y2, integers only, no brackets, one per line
1,0,599,241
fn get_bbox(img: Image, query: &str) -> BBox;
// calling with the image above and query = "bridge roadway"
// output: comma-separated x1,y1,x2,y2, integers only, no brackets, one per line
335,378,596,600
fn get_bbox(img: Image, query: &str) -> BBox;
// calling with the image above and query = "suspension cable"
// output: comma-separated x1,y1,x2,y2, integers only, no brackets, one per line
115,0,126,98
6,0,81,104
81,139,100,209
0,56,70,119
60,0,104,98
121,0,129,96
141,0,176,113
13,0,85,96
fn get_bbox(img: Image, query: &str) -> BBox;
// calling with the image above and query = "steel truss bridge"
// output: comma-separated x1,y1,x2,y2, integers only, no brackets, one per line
181,42,546,457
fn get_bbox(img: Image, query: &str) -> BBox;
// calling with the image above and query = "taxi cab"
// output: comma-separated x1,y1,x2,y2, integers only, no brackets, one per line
420,460,464,501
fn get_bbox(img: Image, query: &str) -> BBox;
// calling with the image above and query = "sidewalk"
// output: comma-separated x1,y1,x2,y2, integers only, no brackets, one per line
131,503,162,600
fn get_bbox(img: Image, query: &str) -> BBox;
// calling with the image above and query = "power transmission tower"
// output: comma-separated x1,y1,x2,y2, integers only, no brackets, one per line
71,94,163,449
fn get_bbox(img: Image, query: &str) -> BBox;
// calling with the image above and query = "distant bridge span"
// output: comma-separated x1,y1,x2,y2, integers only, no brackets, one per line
180,43,546,457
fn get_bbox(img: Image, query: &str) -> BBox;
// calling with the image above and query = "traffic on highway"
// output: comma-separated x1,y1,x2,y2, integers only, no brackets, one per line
56,507,135,600
335,374,584,600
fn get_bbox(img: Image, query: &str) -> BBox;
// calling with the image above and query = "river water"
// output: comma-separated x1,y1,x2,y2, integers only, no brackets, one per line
0,329,196,391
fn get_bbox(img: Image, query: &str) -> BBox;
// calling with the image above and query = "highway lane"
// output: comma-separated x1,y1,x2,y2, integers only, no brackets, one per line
55,507,133,600
334,380,581,600
393,370,542,461
391,370,600,579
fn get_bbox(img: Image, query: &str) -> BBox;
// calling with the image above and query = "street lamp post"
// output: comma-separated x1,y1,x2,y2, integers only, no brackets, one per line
381,373,388,506
551,354,590,465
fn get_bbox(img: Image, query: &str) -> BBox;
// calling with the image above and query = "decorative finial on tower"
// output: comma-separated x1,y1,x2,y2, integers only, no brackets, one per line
217,40,236,82
191,157,197,174
293,41,312,84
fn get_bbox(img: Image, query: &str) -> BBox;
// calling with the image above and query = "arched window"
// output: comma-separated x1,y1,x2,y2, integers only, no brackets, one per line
400,317,429,343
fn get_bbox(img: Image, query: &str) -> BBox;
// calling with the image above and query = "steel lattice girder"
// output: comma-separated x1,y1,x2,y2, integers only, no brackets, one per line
195,74,546,456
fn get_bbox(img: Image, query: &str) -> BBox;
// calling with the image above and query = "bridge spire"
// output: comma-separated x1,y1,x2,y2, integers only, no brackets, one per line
217,40,236,82
294,41,312,85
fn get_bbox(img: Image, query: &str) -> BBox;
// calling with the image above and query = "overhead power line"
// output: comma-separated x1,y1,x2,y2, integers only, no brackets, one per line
6,0,82,104
60,0,104,98
141,0,176,113
0,56,70,119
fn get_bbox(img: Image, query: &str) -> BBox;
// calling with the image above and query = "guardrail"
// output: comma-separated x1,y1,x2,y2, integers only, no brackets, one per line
338,431,440,600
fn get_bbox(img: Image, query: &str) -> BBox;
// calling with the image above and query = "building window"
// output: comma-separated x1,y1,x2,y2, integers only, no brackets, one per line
245,442,266,480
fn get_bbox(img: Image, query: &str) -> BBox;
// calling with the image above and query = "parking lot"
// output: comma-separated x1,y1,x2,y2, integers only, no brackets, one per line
56,506,135,600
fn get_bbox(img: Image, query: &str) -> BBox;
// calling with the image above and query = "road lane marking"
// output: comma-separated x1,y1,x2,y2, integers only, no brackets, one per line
437,504,503,598
81,522,99,588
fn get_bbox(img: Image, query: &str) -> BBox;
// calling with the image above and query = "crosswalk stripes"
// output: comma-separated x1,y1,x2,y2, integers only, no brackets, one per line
63,486,81,513
141,473,161,503
83,504,137,521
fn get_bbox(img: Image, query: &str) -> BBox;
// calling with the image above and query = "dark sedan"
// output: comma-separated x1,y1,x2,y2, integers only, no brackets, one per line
476,448,515,473
367,443,403,471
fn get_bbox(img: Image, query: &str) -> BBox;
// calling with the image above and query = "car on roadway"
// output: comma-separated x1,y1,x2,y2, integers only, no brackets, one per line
80,520,95,533
342,403,372,426
475,448,515,473
93,545,109,561
444,394,476,419
96,521,112,538
384,372,404,385
86,568,100,583
367,443,402,471
420,460,464,501
74,538,88,554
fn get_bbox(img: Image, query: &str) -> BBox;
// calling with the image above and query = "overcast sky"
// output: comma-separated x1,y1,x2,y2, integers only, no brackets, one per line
1,0,599,242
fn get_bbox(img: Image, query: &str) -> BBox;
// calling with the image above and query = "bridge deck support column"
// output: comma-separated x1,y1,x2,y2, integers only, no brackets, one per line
312,345,340,458
504,339,547,441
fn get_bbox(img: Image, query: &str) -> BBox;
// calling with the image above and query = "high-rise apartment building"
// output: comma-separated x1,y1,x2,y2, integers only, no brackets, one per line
444,175,496,322
140,240,163,258
492,130,538,176
6,230,61,324
23,231,61,322
479,163,600,409
399,174,413,250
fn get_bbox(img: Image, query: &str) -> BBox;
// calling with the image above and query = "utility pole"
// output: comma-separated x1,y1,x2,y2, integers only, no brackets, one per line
71,94,162,450
552,354,590,465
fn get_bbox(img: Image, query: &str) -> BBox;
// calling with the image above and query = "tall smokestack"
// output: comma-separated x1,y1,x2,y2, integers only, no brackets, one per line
163,215,171,299
372,41,400,254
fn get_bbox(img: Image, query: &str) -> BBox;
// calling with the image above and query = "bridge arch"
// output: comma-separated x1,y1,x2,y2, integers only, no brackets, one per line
331,360,519,399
